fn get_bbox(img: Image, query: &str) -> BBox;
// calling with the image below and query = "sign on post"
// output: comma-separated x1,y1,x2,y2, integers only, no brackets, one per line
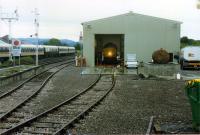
12,39,21,66
12,39,21,56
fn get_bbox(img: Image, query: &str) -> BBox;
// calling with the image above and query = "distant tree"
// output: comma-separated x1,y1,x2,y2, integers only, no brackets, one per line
75,43,81,50
61,43,69,46
181,36,189,44
196,40,200,45
180,36,194,45
44,38,61,46
188,39,195,45
180,36,200,48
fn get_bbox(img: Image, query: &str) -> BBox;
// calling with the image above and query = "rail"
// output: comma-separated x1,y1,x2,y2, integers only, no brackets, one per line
1,75,116,135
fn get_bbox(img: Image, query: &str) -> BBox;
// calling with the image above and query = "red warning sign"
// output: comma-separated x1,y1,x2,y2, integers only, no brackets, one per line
12,39,21,46
14,40,20,46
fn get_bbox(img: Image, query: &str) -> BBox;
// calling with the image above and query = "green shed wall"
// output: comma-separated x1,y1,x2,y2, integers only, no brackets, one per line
83,13,181,67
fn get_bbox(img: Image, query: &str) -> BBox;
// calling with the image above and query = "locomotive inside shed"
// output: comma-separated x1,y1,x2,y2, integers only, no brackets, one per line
95,34,124,66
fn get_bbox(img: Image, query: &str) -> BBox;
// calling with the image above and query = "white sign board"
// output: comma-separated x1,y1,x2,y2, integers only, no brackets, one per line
12,49,21,56
12,39,21,56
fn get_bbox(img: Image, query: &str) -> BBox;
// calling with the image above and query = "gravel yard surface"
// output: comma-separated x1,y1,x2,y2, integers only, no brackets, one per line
0,66,98,133
0,80,25,95
75,75,192,134
35,66,99,113
0,66,98,116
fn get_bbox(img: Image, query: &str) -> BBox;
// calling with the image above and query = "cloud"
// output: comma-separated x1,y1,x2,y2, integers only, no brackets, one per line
0,0,200,40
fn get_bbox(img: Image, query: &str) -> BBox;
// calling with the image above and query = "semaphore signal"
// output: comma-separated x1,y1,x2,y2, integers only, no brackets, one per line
197,0,200,9
0,8,19,61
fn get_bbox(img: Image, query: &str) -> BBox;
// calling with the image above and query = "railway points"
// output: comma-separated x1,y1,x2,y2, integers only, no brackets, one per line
0,73,107,134
0,60,74,122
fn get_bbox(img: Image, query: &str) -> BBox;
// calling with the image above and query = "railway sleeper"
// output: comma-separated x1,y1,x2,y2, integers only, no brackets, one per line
12,114,32,120
0,121,21,130
19,105,36,110
25,102,38,107
94,84,112,90
60,105,86,111
0,129,7,134
9,95,30,100
37,118,68,124
0,111,7,115
40,116,70,121
0,123,12,129
21,127,55,135
52,111,74,116
5,115,31,122
46,114,70,119
25,82,44,86
49,111,79,118
31,123,61,129
11,112,25,118
93,88,109,91
60,109,85,116
16,108,33,113
69,101,90,106
6,117,21,123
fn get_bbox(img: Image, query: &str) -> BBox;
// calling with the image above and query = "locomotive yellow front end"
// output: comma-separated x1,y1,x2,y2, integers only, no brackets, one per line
103,47,117,58
102,43,117,64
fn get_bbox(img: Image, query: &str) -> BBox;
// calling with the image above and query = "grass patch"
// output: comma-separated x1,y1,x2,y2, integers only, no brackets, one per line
0,56,35,68
0,65,34,77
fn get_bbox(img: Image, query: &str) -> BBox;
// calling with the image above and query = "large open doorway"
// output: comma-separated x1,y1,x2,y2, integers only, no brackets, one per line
95,34,124,66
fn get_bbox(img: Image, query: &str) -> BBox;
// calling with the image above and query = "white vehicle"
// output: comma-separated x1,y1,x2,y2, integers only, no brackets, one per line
125,53,138,68
180,46,200,69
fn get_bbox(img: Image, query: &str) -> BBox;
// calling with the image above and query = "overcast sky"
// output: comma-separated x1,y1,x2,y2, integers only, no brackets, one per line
0,0,200,41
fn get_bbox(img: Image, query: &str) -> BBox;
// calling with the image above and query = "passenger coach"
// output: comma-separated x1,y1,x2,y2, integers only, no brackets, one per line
0,40,75,62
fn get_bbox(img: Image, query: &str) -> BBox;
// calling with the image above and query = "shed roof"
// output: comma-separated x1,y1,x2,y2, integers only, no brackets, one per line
82,12,182,25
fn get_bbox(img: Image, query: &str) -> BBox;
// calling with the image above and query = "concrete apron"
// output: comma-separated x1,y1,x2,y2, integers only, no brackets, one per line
80,67,138,75
80,63,200,81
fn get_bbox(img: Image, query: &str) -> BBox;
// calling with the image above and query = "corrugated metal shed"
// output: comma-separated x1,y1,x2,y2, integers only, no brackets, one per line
82,12,181,67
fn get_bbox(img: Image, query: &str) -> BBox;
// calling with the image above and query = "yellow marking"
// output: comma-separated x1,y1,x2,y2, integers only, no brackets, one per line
188,63,200,66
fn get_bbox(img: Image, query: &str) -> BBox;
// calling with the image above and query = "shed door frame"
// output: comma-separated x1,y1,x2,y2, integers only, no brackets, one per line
94,34,124,66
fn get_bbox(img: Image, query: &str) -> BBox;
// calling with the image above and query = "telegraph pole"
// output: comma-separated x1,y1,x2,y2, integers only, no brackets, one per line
32,8,39,66
0,9,19,61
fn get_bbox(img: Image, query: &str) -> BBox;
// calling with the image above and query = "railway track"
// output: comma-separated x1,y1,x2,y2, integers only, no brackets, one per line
0,75,115,135
0,57,74,98
0,60,74,129
39,56,74,66
0,57,74,97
